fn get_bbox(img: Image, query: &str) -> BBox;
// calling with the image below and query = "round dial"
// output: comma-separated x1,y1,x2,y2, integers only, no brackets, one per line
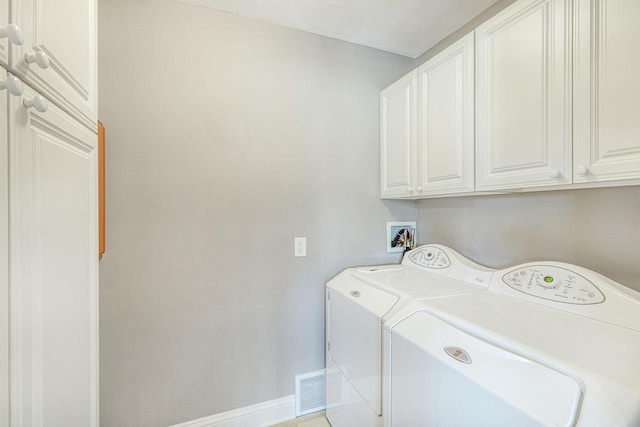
408,247,451,269
535,275,561,289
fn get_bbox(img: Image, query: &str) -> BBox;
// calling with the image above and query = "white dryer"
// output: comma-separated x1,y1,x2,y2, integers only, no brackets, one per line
385,260,640,426
325,245,494,427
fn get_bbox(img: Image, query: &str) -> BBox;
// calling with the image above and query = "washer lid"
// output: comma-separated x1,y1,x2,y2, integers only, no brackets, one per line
350,267,486,301
391,311,582,427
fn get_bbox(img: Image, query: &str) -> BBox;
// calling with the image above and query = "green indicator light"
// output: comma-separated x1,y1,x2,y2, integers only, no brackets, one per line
544,276,554,283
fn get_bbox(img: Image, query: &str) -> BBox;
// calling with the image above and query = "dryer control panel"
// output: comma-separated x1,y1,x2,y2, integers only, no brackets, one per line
502,265,605,305
402,245,495,288
408,247,451,269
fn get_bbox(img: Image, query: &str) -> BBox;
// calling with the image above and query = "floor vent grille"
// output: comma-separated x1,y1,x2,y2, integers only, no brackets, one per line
295,369,325,416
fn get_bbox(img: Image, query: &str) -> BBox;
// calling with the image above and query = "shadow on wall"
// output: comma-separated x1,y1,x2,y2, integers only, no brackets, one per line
416,186,640,291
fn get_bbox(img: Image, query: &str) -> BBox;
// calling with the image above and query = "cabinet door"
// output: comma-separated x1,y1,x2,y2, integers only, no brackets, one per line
0,0,8,66
9,85,98,427
10,0,97,130
417,33,474,196
476,0,572,190
574,0,640,183
380,70,417,198
0,65,9,427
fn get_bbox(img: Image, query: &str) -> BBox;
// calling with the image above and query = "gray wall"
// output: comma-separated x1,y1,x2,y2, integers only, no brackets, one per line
98,0,415,425
417,187,640,291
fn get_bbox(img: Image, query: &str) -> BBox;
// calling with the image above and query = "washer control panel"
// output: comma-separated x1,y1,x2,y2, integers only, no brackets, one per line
502,265,605,304
408,247,451,269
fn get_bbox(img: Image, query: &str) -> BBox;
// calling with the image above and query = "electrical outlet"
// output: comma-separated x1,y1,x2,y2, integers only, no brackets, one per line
295,237,306,257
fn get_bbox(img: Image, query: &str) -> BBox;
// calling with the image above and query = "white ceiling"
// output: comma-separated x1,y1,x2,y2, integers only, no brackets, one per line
178,0,499,58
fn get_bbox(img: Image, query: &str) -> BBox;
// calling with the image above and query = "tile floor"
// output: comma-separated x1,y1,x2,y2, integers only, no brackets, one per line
271,411,331,427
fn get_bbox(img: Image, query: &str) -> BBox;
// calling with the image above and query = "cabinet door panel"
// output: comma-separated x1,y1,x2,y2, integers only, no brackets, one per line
418,33,474,195
10,0,97,130
0,65,8,427
574,0,640,182
0,0,8,65
9,85,98,427
476,0,572,190
380,70,416,198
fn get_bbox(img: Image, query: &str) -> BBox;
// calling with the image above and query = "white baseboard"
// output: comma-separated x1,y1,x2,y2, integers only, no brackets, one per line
169,395,296,427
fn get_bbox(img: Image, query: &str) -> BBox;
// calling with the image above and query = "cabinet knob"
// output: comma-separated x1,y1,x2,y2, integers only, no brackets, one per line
0,74,23,96
576,165,590,176
23,95,48,113
0,23,24,45
417,186,423,193
25,51,50,69
408,187,416,194
549,169,561,179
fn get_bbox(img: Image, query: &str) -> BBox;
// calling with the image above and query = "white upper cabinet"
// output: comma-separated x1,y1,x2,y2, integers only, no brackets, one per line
574,0,640,183
380,70,417,198
417,32,474,196
380,0,640,199
476,0,572,191
10,0,97,130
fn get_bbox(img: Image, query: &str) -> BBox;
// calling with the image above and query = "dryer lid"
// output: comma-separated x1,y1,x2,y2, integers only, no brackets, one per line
391,311,582,426
405,292,640,425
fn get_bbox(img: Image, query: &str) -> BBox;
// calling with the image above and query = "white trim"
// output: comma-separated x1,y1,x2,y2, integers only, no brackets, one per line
169,395,295,427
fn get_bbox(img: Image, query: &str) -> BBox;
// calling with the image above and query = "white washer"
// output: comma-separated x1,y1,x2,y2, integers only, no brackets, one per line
325,245,494,427
385,260,640,426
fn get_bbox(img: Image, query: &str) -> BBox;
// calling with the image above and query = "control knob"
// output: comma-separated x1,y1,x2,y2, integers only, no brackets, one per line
535,275,561,289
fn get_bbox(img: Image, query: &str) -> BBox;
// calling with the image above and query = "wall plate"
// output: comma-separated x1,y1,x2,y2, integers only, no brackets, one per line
387,221,416,253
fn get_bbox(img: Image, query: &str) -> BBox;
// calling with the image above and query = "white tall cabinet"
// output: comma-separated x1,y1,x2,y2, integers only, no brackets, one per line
380,70,416,198
574,0,640,183
1,65,10,427
475,0,572,191
1,0,98,423
416,33,474,196
8,84,98,426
